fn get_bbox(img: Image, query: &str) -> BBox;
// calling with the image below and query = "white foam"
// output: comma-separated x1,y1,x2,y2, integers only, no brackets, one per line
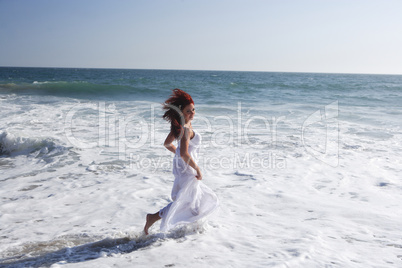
1,94,402,267
0,131,61,156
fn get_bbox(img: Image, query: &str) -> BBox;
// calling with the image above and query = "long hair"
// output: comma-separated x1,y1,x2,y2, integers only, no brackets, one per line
162,89,194,139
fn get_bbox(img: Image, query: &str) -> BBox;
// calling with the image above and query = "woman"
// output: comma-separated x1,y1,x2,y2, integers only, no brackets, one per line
144,89,219,235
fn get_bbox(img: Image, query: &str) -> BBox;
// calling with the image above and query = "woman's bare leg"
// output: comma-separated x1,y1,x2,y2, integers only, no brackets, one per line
144,212,161,235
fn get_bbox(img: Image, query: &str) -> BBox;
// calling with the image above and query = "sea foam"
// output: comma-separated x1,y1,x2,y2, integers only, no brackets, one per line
0,131,60,157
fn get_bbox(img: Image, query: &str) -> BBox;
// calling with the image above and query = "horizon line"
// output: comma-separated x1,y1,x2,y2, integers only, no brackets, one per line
1,65,401,76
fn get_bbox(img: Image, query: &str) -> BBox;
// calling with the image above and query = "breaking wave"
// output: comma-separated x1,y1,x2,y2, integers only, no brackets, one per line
0,131,65,158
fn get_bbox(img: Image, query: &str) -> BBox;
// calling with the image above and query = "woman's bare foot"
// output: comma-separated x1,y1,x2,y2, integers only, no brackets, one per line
144,212,161,235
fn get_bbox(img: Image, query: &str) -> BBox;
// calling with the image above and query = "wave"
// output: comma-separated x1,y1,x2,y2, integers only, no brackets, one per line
0,81,162,99
0,131,65,157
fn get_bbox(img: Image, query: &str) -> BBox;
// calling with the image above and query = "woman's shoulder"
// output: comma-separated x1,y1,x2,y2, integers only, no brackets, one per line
182,126,195,140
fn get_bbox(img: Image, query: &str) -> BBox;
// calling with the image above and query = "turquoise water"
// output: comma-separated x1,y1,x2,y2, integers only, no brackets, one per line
1,67,401,107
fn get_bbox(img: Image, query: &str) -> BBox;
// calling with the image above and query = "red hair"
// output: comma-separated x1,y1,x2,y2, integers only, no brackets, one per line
162,89,194,138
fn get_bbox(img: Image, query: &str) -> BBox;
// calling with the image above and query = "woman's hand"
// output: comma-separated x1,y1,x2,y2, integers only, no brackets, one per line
196,168,202,180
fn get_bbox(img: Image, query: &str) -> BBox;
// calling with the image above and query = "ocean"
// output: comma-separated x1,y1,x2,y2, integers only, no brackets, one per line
0,67,401,267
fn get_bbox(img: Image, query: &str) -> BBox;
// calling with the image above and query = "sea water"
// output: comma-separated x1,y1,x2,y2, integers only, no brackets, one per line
0,67,402,267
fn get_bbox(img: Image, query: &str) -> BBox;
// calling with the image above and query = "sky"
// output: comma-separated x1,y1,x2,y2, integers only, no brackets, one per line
1,0,402,74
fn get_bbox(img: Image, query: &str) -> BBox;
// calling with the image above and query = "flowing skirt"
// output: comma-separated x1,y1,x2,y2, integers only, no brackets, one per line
159,173,219,232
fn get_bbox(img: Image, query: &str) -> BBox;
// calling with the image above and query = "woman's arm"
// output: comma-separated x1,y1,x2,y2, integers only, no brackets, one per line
164,131,176,154
180,127,202,180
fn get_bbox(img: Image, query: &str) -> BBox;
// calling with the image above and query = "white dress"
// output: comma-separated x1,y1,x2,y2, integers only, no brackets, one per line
159,130,219,232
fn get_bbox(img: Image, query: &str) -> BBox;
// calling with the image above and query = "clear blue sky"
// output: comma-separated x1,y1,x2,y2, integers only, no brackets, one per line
1,0,401,74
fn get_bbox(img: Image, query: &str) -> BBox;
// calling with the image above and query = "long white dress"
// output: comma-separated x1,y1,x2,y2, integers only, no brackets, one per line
159,130,219,232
